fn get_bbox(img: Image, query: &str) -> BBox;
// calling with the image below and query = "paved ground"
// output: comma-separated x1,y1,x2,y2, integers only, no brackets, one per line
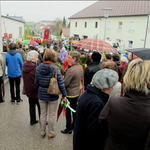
0,79,73,150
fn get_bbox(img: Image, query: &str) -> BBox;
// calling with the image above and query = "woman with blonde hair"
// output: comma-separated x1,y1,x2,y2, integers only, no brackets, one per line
35,48,67,139
99,59,150,150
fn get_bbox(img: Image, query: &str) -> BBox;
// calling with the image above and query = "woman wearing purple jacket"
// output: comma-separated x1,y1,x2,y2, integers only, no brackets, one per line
61,47,67,63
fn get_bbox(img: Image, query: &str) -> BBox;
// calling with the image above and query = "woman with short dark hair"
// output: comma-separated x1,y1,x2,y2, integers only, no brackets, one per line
35,48,67,140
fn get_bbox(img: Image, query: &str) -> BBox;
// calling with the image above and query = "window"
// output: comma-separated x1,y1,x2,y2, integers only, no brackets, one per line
118,21,122,29
129,21,135,30
107,21,111,29
128,40,133,48
85,22,87,28
83,35,88,39
107,37,110,40
95,22,98,28
75,22,77,27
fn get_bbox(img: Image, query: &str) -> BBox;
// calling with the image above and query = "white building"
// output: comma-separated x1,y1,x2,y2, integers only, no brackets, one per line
1,15,25,41
69,1,150,49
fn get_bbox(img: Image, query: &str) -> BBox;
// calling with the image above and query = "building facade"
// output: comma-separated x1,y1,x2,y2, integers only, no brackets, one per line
1,15,25,41
69,1,150,49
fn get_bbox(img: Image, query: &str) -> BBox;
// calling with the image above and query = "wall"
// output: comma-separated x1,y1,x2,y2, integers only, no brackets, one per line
0,2,2,53
70,16,148,49
1,17,24,41
145,15,150,48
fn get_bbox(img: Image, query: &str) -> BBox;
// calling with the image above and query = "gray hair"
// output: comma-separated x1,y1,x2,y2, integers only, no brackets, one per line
26,50,39,61
69,51,80,63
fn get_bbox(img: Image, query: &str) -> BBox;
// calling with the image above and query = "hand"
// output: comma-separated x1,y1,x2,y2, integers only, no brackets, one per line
62,97,66,102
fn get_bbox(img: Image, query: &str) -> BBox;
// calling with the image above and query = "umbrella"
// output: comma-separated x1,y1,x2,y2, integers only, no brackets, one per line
125,48,150,60
72,40,78,44
22,40,39,45
73,38,118,53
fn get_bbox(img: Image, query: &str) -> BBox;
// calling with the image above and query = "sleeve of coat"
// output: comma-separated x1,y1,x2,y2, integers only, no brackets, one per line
64,68,74,88
18,54,23,70
87,102,107,138
57,67,67,97
35,67,39,88
99,99,110,123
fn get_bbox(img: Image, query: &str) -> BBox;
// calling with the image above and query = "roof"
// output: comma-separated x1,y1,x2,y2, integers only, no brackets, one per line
69,1,150,19
1,15,25,23
42,24,57,30
60,28,70,37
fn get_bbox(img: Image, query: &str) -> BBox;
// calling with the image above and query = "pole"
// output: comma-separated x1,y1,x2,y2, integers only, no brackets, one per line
104,17,107,41
0,2,2,53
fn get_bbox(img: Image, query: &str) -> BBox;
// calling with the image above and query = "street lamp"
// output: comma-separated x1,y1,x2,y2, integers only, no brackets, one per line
102,8,112,41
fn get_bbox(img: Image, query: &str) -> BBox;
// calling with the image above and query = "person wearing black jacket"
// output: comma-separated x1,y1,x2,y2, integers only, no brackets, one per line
84,52,101,89
73,69,118,150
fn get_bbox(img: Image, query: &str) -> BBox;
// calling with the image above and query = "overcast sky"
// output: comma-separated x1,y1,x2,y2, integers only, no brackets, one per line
1,1,96,22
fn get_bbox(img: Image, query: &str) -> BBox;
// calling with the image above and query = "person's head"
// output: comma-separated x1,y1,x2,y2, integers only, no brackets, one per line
26,50,39,63
112,53,120,61
53,46,58,52
91,52,101,63
19,44,22,49
68,51,80,64
91,68,118,95
124,59,150,95
121,56,128,64
9,43,17,50
43,48,57,63
101,60,118,73
106,53,112,60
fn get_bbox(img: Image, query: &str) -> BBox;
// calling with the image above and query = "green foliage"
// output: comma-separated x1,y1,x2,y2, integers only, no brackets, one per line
62,16,66,27
57,63,65,75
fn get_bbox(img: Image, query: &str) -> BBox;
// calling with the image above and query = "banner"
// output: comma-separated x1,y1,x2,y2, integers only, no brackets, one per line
44,29,50,39
9,34,12,39
4,33,7,38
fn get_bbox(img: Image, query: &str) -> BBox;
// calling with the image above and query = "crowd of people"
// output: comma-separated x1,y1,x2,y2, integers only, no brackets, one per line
1,40,150,150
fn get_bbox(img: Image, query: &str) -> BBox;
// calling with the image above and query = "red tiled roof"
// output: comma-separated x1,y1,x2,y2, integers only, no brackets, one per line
69,1,150,19
61,28,70,37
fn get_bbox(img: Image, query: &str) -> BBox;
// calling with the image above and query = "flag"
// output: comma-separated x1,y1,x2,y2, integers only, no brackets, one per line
4,33,7,38
9,34,12,39
44,28,50,39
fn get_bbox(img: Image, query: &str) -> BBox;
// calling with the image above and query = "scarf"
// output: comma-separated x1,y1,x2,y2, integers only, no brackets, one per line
43,61,56,65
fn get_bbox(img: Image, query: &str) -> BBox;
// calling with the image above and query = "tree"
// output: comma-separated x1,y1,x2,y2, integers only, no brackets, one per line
62,16,66,27
68,21,70,28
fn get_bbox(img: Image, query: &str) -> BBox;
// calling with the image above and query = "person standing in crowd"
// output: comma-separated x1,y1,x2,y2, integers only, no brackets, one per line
105,53,112,61
124,51,128,59
73,69,118,150
99,59,150,150
5,43,23,104
112,53,122,81
0,54,5,103
53,46,62,64
35,49,67,139
22,50,41,126
17,44,26,62
61,51,83,134
84,52,101,89
3,42,7,52
101,60,121,98
85,53,91,66
61,47,67,63
120,56,128,83
47,41,50,48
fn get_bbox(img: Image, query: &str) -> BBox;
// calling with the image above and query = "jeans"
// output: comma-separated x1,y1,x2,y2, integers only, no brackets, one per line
28,97,41,124
9,76,21,100
66,97,78,130
39,100,58,136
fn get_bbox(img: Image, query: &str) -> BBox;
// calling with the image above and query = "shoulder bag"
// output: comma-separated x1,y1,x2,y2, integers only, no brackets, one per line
47,65,61,95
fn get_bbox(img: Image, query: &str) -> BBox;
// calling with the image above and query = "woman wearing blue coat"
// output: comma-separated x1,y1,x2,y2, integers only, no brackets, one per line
35,48,67,140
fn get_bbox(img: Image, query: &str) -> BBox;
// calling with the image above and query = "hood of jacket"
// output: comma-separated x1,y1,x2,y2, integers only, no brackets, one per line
38,63,54,75
23,61,37,73
9,50,18,55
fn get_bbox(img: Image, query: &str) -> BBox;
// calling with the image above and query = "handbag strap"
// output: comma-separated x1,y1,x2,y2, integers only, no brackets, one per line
52,65,57,78
144,129,150,150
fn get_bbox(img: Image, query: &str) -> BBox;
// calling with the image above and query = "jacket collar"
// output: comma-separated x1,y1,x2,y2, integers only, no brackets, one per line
86,84,109,104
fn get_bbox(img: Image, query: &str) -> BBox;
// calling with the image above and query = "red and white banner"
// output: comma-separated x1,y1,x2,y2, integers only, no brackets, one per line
9,34,12,39
44,29,50,39
4,33,7,38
